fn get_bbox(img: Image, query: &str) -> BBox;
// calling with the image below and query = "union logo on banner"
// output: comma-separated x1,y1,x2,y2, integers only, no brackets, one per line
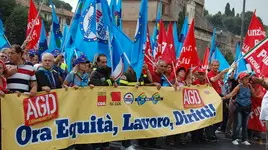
80,0,108,43
183,88,205,109
23,92,58,126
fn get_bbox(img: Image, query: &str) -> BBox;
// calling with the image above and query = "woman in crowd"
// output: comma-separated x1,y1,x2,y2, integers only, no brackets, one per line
222,72,256,145
63,55,94,89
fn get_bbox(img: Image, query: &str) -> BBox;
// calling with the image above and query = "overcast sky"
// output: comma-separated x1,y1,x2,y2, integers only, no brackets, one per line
63,0,268,25
205,0,268,25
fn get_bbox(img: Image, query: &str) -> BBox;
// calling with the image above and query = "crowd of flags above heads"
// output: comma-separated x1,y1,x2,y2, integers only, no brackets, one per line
0,0,268,79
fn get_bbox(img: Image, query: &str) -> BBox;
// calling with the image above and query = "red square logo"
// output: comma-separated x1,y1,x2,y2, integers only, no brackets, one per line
97,92,106,106
111,92,121,102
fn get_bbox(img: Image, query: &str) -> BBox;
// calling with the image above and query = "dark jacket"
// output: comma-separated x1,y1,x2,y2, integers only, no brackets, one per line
36,69,62,91
89,66,114,86
120,70,151,86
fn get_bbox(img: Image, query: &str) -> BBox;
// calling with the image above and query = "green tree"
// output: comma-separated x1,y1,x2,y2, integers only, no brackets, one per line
231,8,235,17
36,0,72,11
224,3,232,16
5,6,28,45
0,0,16,22
204,9,209,17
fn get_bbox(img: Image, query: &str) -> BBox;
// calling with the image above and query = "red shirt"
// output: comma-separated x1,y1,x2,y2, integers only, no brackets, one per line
151,71,162,83
207,70,223,95
192,79,208,85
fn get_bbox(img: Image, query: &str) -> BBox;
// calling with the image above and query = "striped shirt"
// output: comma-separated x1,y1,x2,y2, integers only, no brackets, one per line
7,62,36,93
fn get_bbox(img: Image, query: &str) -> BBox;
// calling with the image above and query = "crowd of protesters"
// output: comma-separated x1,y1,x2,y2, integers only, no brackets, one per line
1,44,268,150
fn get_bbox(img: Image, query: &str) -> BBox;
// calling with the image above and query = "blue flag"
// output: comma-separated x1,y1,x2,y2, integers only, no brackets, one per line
214,47,230,71
38,21,48,54
74,0,111,64
132,0,148,79
111,36,124,80
0,18,9,49
64,0,85,70
234,43,248,79
61,24,69,49
177,16,188,58
151,0,162,57
115,0,122,29
49,3,63,52
209,28,217,62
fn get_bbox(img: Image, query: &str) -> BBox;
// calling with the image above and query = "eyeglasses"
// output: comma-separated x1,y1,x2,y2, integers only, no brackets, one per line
198,73,205,76
100,61,107,64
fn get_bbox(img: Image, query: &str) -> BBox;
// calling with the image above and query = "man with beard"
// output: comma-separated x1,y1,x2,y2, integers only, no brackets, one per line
89,54,117,150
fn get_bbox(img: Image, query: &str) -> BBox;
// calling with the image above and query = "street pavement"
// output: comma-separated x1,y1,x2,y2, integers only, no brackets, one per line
110,134,266,150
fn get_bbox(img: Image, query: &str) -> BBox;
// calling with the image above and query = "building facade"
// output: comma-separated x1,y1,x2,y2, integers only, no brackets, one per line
16,0,73,30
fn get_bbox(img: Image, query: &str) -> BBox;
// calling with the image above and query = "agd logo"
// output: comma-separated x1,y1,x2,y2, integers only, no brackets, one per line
23,92,58,126
183,88,205,109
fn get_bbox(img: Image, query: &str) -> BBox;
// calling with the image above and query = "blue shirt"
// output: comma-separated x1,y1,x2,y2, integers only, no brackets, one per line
236,84,252,106
65,72,89,87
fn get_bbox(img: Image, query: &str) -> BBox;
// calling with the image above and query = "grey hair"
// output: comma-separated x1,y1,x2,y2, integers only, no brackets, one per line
156,59,166,66
211,59,220,65
41,53,54,61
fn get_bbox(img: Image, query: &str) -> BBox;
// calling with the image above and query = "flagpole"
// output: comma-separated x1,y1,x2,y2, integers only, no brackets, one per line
3,35,11,46
22,0,45,49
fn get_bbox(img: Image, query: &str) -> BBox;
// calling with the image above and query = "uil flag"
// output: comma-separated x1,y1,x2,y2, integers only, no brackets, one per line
74,0,111,63
49,2,63,52
131,0,148,79
38,21,48,54
202,47,210,69
242,10,266,54
26,0,42,50
214,47,230,71
176,19,200,71
144,26,154,74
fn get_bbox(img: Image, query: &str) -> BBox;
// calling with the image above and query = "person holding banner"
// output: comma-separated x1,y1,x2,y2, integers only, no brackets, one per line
222,72,256,145
251,76,268,147
207,60,229,139
6,44,37,97
63,55,93,89
35,53,62,92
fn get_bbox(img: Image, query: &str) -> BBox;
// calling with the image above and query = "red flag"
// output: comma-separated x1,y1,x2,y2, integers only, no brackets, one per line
244,37,268,77
248,85,266,132
26,0,42,50
202,47,210,69
144,26,154,74
242,10,266,54
155,20,169,62
176,19,200,71
162,22,176,64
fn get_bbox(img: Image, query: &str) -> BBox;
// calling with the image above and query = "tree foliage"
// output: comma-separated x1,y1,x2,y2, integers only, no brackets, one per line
0,0,16,22
5,5,28,45
35,0,72,11
206,3,265,36
224,3,232,16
